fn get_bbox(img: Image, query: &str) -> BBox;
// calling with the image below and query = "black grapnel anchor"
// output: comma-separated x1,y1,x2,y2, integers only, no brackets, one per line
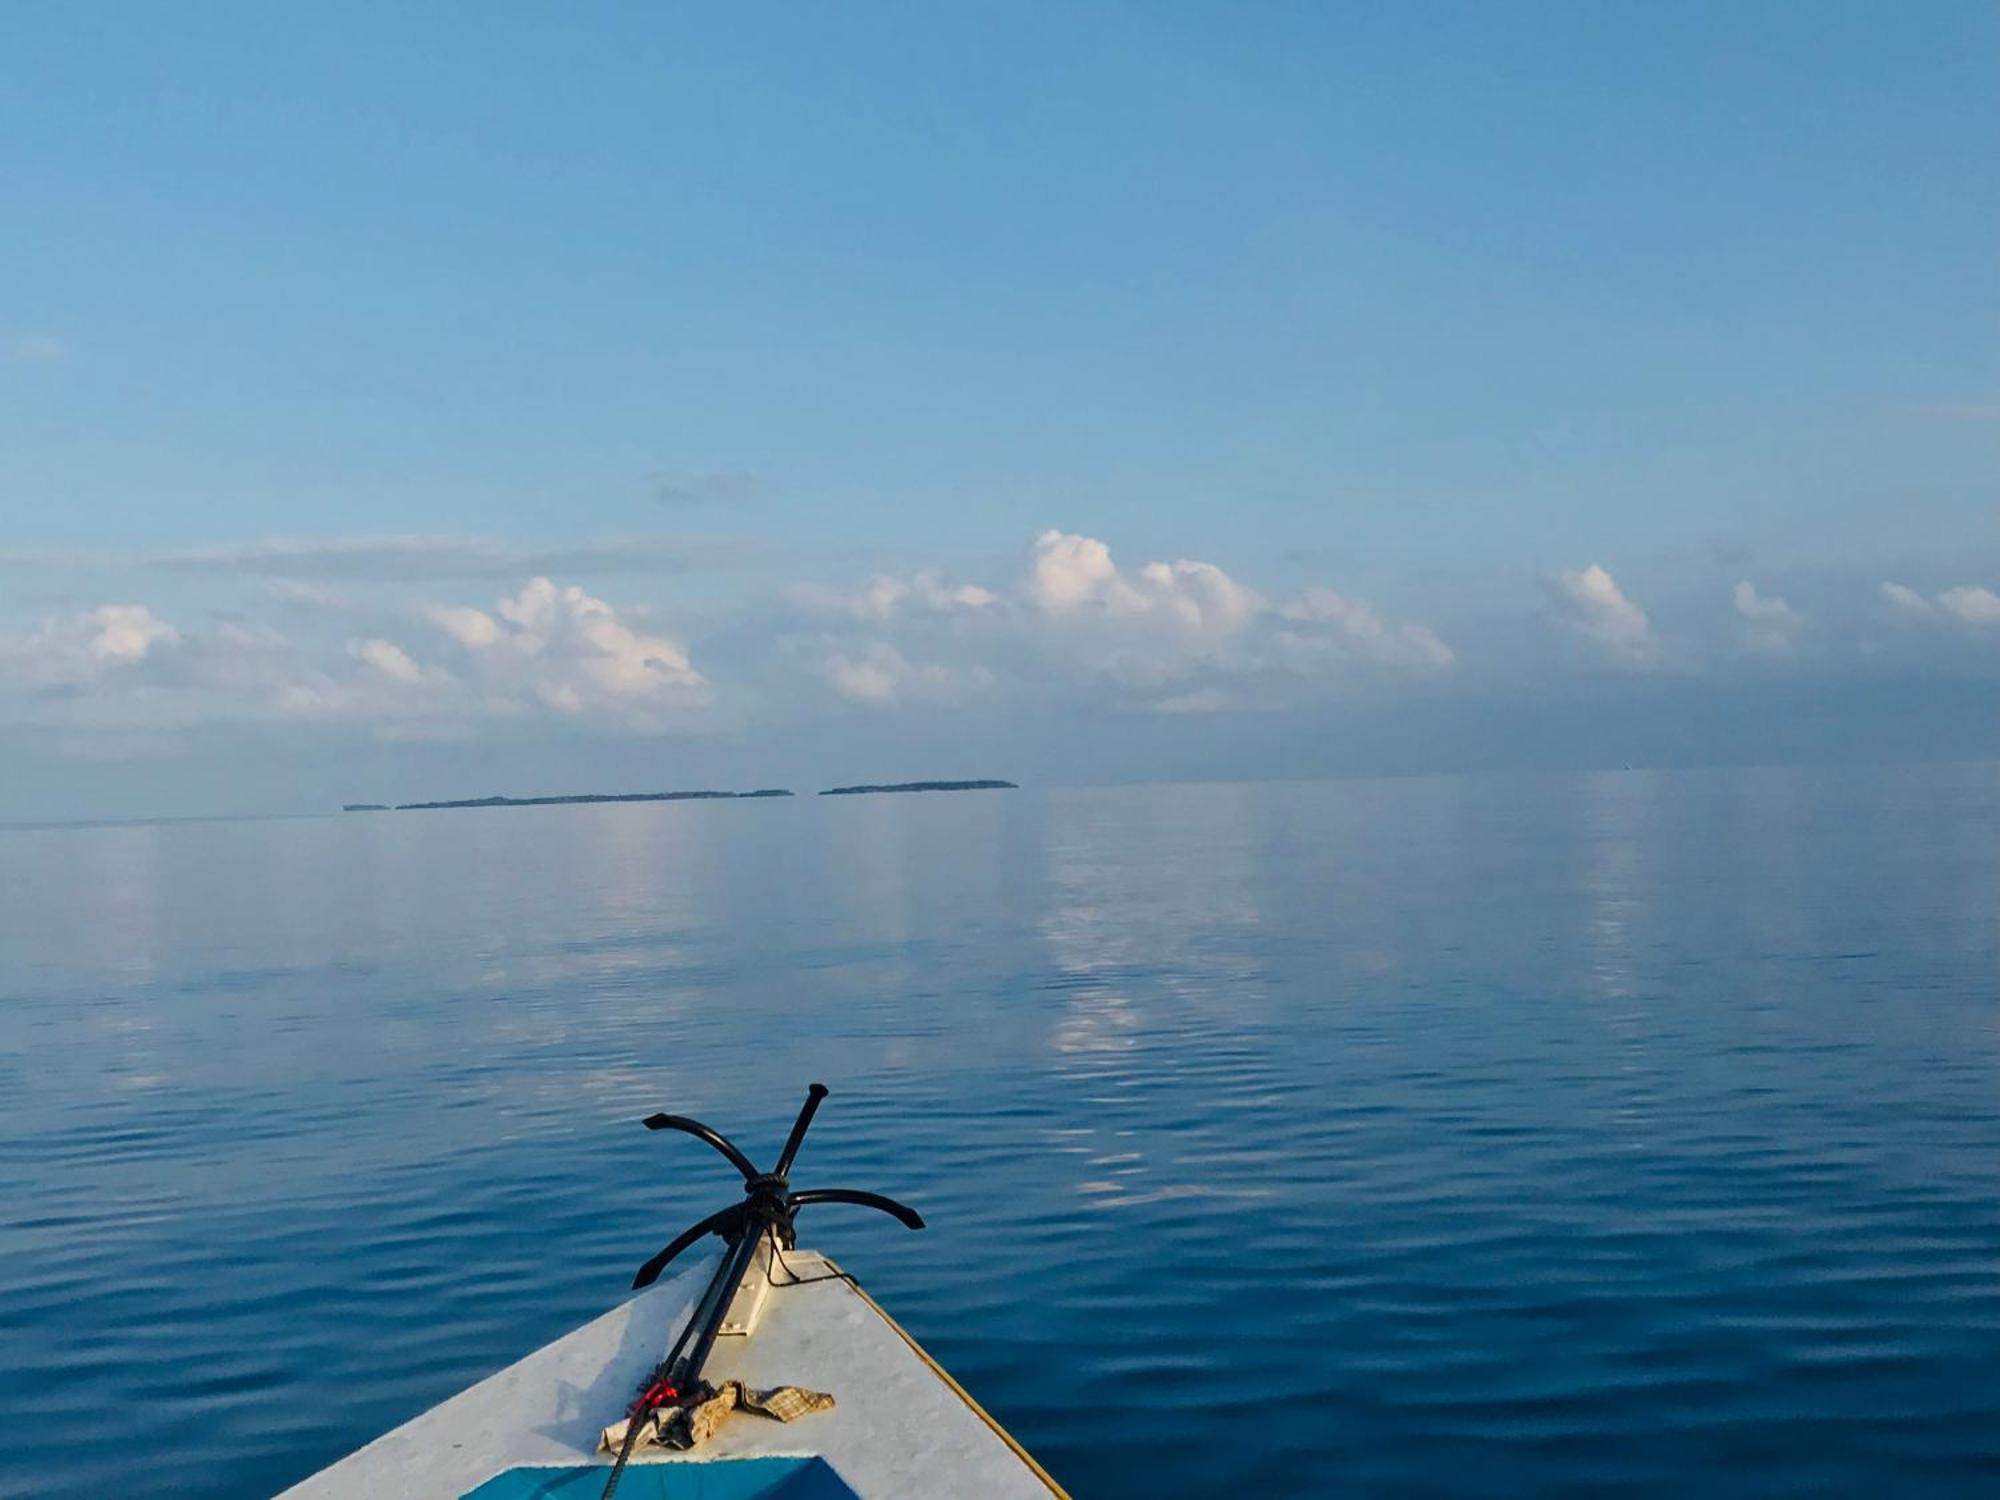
601,1083,924,1494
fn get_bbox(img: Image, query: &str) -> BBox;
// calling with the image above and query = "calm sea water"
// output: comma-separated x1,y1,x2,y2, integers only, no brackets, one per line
4,768,2000,1498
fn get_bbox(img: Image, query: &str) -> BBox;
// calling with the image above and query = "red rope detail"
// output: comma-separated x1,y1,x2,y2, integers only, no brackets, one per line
630,1379,679,1418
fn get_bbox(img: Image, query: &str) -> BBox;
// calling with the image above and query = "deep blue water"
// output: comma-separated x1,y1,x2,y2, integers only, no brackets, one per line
4,767,2000,1498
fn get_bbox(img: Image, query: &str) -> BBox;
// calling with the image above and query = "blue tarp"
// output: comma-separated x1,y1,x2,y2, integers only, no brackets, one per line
461,1458,857,1500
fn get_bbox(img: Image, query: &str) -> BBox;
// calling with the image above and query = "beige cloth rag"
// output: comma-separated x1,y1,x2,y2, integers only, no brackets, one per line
599,1381,836,1455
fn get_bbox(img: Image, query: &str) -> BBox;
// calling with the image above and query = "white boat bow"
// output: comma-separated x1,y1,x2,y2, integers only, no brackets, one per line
282,1086,1066,1500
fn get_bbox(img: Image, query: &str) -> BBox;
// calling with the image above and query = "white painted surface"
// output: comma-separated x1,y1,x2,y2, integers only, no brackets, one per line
717,1236,774,1338
279,1249,1056,1500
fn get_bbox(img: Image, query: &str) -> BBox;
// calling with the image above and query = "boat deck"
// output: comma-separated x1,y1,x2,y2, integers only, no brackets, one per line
280,1249,1061,1499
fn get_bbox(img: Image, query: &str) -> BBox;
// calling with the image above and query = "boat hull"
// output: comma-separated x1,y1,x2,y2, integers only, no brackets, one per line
279,1250,1062,1499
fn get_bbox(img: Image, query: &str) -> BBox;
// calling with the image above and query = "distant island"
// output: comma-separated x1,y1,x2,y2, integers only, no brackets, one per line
344,789,795,812
340,782,1019,811
819,780,1018,796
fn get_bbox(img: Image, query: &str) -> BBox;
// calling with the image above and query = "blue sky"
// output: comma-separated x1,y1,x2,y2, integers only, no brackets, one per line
2,3,1997,818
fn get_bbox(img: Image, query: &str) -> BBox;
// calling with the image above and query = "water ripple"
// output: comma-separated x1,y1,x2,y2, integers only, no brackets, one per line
4,771,2000,1496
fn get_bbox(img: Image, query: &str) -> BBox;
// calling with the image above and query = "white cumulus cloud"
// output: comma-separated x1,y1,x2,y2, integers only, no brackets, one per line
0,605,370,734
1882,582,2000,626
1278,589,1457,671
1881,581,1937,619
348,637,424,684
84,605,178,665
1027,530,1122,611
821,643,984,706
0,604,179,688
795,530,1453,712
1732,581,1804,656
422,603,503,648
1548,564,1659,668
0,577,713,740
1027,530,1261,635
1938,586,2000,625
425,577,707,720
